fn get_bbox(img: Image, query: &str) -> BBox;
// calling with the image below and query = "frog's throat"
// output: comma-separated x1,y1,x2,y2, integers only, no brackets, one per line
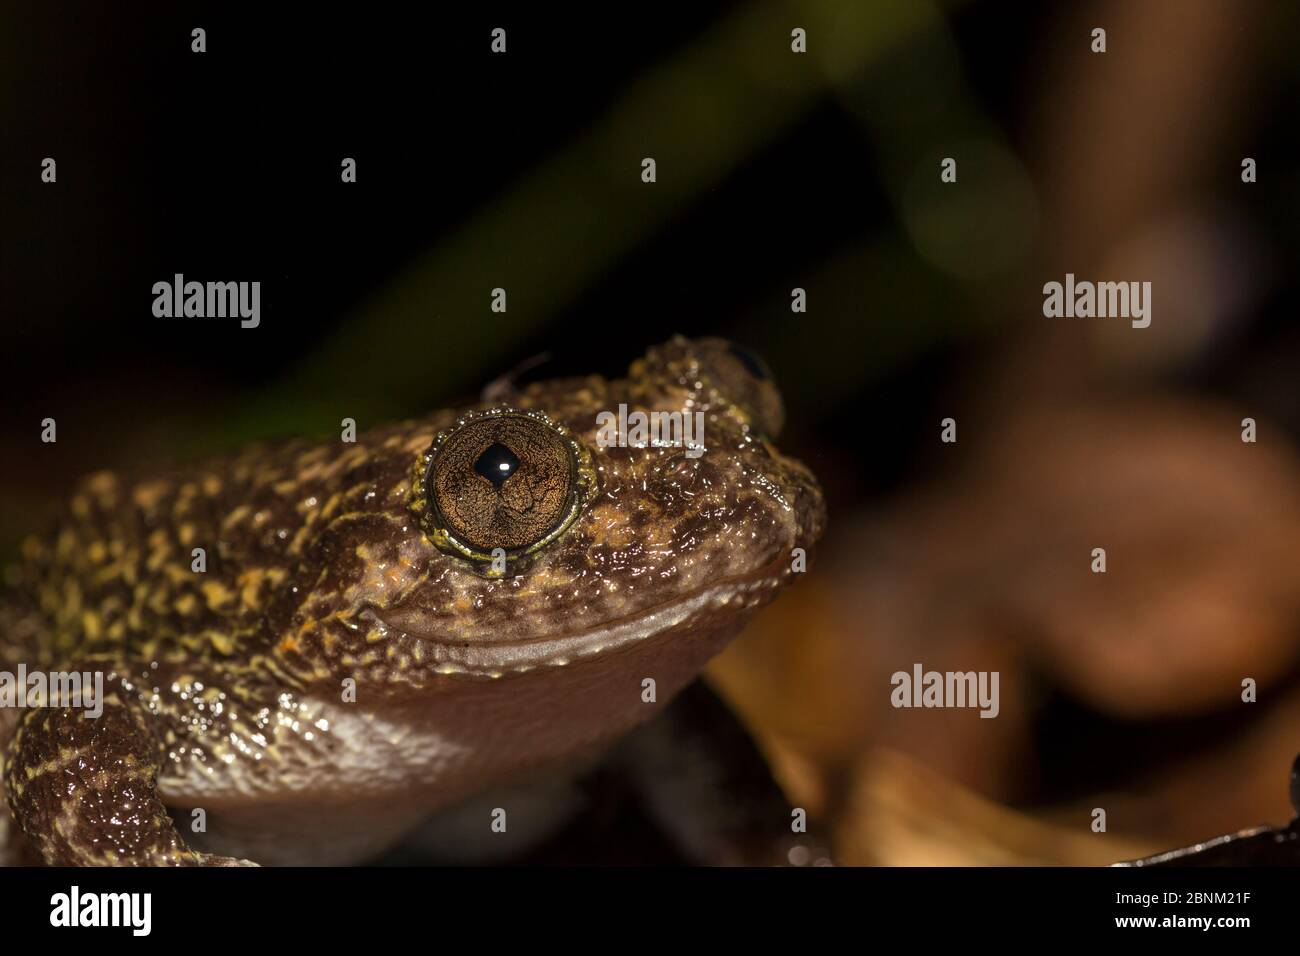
362,558,793,679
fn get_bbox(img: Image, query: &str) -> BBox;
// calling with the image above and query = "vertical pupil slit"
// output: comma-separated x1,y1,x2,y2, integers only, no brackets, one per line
474,442,520,489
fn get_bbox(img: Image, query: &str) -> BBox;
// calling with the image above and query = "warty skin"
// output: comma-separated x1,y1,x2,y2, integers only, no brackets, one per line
0,337,825,865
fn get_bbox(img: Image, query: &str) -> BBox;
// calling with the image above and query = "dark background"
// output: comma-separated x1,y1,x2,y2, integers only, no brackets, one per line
0,1,1058,514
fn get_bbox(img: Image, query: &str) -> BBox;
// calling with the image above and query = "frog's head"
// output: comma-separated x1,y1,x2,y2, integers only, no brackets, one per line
276,337,823,758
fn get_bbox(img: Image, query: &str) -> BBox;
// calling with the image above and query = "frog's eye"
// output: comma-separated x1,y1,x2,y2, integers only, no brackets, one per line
418,411,594,565
697,339,785,437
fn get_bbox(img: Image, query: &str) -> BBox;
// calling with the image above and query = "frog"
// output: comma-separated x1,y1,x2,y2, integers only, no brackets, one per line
0,336,827,866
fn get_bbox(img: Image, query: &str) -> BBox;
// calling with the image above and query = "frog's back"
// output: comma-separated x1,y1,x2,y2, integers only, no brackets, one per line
0,420,438,672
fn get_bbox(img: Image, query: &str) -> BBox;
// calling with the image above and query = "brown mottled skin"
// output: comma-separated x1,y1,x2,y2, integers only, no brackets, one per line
0,337,825,866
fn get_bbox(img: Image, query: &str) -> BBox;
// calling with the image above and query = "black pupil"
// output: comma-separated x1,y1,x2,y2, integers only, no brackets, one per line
727,344,769,380
474,442,521,489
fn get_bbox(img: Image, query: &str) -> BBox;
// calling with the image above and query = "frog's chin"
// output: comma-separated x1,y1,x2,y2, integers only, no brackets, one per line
365,560,794,680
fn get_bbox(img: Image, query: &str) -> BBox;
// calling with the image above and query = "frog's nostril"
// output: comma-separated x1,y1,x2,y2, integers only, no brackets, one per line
726,343,771,382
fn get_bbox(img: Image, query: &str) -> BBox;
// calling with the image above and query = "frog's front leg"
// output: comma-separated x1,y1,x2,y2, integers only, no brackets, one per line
0,708,39,866
612,679,834,866
4,672,254,866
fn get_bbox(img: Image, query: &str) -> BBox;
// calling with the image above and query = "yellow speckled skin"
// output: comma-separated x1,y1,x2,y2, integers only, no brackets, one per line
0,338,825,865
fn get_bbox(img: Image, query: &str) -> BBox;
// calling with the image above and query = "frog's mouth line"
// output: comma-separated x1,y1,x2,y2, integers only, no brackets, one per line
366,559,792,679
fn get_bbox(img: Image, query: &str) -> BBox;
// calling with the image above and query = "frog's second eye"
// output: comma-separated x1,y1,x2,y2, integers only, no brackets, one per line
422,412,591,561
726,343,771,382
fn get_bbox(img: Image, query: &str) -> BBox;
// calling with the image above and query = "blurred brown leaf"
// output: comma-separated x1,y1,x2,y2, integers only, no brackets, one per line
837,748,1154,866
